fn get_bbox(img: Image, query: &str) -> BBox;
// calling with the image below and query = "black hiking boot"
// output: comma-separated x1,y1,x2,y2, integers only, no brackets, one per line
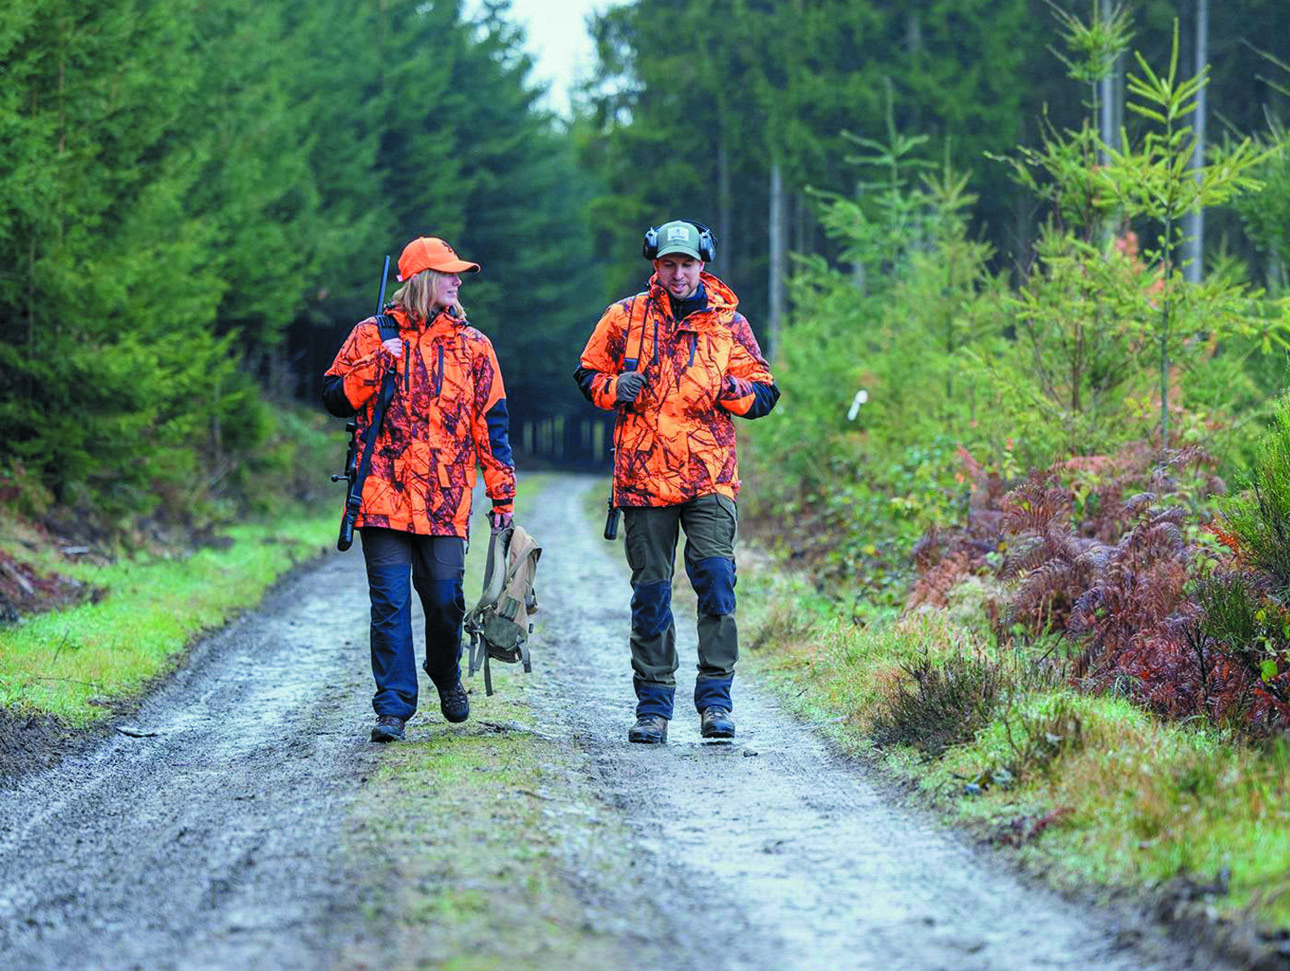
700,707,735,740
438,681,470,723
370,714,406,743
628,714,668,744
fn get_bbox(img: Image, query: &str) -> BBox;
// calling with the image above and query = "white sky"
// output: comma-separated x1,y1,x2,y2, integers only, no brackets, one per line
504,0,611,116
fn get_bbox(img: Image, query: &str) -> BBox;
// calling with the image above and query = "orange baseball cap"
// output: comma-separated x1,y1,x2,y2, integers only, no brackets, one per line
396,237,481,281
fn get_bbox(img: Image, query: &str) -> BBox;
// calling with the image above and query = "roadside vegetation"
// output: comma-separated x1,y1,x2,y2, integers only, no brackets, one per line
0,406,337,725
742,572,1290,939
737,17,1290,949
0,508,333,725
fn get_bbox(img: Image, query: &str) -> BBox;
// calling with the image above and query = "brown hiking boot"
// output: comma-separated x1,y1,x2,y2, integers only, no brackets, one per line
628,714,668,744
438,681,470,723
700,707,735,739
370,714,406,743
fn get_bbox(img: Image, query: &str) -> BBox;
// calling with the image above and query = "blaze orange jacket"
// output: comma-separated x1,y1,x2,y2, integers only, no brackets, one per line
324,306,515,538
575,272,779,507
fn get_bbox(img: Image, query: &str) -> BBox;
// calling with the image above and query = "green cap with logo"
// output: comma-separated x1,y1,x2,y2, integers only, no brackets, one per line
654,220,703,260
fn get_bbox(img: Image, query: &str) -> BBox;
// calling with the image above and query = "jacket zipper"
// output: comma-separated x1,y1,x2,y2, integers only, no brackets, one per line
435,344,444,396
403,340,410,392
688,334,697,368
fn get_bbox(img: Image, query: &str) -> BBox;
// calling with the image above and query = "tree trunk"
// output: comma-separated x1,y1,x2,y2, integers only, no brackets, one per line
768,160,785,360
1183,0,1208,283
1098,3,1115,164
718,131,732,269
1113,49,1125,143
794,190,809,256
905,10,922,53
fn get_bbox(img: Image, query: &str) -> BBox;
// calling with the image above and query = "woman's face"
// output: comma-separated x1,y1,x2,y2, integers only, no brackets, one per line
433,272,462,310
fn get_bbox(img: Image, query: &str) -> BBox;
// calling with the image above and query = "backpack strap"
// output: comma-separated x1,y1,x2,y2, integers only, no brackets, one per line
467,628,502,696
467,526,511,691
475,526,512,612
501,531,539,674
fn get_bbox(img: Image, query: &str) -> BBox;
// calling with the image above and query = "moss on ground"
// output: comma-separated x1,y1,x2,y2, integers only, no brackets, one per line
338,693,637,970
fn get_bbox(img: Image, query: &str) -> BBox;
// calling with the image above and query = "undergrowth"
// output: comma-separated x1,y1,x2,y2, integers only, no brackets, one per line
870,649,1007,757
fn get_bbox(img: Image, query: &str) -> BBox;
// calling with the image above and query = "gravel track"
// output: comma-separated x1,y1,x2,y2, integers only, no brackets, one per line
0,473,1232,970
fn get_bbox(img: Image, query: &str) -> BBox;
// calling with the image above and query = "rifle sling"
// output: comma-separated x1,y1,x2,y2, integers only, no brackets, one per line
347,314,401,515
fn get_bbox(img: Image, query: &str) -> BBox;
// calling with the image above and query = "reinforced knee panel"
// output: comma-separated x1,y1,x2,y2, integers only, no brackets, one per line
686,556,736,616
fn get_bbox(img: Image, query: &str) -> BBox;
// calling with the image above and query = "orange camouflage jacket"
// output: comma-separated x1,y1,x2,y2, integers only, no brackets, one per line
575,272,779,507
324,306,515,538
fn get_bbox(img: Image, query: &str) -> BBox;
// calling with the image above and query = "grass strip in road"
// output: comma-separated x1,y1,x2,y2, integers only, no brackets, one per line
339,474,643,969
0,509,335,725
737,560,1290,948
339,694,636,971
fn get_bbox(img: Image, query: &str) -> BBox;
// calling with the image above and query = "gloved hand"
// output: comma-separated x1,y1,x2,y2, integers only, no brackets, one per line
616,371,647,404
720,375,752,400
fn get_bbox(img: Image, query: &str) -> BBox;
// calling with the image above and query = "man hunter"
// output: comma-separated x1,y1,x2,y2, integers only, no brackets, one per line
574,219,780,743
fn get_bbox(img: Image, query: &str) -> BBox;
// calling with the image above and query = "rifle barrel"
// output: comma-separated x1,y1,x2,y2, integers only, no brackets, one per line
376,254,390,313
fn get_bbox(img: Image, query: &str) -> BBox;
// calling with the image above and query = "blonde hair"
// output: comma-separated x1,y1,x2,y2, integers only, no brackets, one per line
391,269,464,321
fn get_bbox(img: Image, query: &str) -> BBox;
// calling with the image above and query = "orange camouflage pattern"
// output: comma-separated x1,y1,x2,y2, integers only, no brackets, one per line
326,306,515,538
577,272,777,507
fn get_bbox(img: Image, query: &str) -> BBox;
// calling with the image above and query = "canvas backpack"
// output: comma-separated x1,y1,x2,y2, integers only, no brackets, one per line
465,524,542,696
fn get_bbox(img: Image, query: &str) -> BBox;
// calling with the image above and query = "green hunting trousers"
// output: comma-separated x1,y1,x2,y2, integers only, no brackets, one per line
621,493,739,718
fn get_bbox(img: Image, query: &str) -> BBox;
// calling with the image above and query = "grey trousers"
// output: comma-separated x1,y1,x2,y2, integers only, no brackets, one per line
621,493,739,691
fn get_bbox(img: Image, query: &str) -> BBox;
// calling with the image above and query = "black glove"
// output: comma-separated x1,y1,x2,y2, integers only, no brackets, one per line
616,371,647,404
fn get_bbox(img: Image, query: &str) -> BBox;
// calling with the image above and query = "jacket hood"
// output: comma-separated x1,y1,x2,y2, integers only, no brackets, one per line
648,270,738,314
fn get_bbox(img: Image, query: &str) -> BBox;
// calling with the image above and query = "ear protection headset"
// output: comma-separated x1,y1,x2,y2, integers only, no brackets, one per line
642,219,718,263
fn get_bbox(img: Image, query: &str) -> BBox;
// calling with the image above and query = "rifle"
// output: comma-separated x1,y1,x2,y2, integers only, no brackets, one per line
332,254,393,552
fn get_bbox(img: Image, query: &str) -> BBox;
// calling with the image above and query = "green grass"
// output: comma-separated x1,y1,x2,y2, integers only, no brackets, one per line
0,509,336,724
738,560,1290,936
925,694,1290,925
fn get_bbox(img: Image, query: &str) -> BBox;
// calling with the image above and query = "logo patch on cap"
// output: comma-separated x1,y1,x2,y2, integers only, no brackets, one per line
666,226,692,242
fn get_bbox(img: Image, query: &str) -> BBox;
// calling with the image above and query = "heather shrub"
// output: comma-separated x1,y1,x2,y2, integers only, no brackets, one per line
998,694,1084,782
871,649,1007,757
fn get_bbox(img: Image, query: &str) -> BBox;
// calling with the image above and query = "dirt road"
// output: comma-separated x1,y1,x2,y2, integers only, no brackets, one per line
0,474,1227,970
